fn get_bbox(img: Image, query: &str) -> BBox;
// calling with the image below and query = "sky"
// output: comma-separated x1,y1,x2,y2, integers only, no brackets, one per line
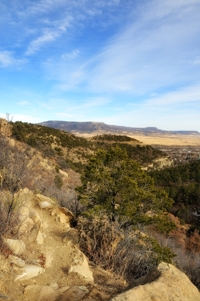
0,0,200,131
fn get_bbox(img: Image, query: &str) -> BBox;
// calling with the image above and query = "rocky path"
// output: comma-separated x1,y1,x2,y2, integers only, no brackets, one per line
0,188,124,301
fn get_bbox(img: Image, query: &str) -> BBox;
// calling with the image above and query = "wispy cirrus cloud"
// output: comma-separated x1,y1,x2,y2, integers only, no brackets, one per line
61,50,80,60
1,0,200,131
71,97,111,110
0,51,26,68
25,17,72,56
41,0,200,96
1,0,132,61
139,0,200,22
17,101,30,105
25,30,61,56
0,51,14,67
33,95,111,122
147,84,200,106
21,0,136,58
86,1,200,94
53,96,111,121
191,57,200,65
39,96,110,111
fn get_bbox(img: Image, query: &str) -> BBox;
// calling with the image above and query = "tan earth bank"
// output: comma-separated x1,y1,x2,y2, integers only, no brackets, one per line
0,188,200,301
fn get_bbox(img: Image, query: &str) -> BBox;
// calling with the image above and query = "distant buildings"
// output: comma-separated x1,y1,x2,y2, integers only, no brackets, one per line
154,145,200,165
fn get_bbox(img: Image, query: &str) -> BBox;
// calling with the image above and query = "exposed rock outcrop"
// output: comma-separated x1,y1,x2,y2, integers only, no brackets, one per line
0,118,12,136
110,262,200,301
68,247,94,283
0,188,96,300
152,156,173,169
143,156,173,170
1,188,200,301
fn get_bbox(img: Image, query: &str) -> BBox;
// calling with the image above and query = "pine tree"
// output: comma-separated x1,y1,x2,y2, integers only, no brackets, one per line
77,146,174,228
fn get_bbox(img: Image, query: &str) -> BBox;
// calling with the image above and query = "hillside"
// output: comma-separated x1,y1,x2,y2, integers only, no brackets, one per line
0,118,200,300
11,121,167,172
150,161,200,227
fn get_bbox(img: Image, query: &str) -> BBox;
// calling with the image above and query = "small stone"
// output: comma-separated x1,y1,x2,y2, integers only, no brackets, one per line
15,264,45,282
8,255,25,267
2,237,26,255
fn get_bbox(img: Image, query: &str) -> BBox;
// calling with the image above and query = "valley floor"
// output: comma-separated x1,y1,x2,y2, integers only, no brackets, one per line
128,134,200,146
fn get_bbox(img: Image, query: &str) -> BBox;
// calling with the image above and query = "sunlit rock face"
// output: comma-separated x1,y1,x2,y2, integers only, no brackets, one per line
110,262,200,301
0,118,12,137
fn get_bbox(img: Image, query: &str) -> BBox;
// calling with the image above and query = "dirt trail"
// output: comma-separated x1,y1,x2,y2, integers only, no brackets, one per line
0,189,125,301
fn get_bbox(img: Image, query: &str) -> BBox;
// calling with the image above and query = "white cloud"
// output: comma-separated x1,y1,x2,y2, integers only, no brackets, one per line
191,57,200,65
41,0,200,95
78,97,111,109
147,84,200,106
24,11,74,55
0,51,13,67
0,51,26,67
17,101,30,105
140,0,200,23
55,112,76,119
1,0,200,131
42,96,110,111
0,113,41,123
8,114,40,123
17,0,59,16
18,0,133,58
61,50,80,60
101,100,200,131
25,29,63,56
86,6,200,94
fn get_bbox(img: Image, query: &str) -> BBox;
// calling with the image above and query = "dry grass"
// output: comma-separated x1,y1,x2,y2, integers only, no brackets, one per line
74,132,200,146
127,134,200,146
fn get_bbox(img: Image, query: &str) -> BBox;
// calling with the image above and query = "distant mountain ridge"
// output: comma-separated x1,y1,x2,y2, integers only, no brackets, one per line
39,121,200,135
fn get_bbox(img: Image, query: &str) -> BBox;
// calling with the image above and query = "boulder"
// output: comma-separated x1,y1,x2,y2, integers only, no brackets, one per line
18,206,30,223
18,217,34,237
15,264,45,282
59,170,68,178
35,230,44,245
29,210,41,224
8,255,25,267
2,238,26,255
51,206,76,225
110,262,200,301
63,228,79,246
18,218,41,244
28,220,41,243
68,248,94,284
36,194,56,209
24,285,88,301
68,265,94,284
24,285,62,301
58,286,89,301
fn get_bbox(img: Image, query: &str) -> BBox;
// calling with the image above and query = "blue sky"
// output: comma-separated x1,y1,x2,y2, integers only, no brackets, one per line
1,0,200,131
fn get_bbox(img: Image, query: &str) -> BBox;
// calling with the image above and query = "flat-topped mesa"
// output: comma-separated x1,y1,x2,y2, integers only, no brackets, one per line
39,120,200,135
